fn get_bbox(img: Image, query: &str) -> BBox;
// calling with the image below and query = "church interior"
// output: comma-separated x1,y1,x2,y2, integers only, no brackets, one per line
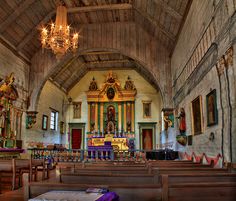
0,0,236,200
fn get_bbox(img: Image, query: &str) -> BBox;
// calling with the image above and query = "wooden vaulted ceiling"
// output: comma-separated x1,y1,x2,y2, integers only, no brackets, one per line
0,0,192,92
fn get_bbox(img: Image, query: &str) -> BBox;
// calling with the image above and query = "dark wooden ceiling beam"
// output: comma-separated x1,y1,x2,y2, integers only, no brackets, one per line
85,59,130,64
16,3,132,51
0,0,35,33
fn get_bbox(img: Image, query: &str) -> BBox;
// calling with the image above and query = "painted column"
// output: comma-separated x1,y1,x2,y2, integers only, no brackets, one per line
95,103,98,132
131,102,135,132
87,103,90,131
100,103,104,133
124,103,127,132
118,103,122,131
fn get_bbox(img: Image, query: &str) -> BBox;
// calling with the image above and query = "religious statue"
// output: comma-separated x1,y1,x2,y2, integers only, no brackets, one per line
0,106,6,135
0,73,18,100
176,108,186,135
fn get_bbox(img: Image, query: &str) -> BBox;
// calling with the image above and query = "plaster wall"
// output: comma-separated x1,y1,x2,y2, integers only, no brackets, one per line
171,0,236,161
23,80,67,148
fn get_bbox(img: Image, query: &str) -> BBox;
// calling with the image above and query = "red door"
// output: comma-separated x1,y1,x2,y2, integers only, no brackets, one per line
72,129,82,149
142,129,153,150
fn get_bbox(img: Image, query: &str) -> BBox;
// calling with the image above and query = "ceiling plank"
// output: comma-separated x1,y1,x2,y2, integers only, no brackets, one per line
134,7,175,41
0,0,35,33
153,0,182,21
16,10,55,51
16,3,132,51
170,0,193,56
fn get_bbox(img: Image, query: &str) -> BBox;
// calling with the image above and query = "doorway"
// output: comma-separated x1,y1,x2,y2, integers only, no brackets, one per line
72,129,82,149
142,129,153,150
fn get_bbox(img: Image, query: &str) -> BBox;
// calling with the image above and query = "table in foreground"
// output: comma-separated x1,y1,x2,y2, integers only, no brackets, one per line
28,190,119,201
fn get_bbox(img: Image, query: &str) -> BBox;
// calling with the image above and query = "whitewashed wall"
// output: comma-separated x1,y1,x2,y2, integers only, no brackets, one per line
22,80,67,148
171,0,236,162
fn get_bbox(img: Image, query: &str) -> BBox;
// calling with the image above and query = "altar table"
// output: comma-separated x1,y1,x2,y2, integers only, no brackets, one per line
28,190,119,201
0,148,24,158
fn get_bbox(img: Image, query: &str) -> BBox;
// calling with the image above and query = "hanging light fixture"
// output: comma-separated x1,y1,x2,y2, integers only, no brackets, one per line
40,5,79,59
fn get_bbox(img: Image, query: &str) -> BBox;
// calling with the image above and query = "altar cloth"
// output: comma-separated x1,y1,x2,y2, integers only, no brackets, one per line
28,190,119,201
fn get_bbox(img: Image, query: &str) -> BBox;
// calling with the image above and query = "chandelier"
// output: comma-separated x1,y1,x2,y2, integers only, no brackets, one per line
40,5,79,58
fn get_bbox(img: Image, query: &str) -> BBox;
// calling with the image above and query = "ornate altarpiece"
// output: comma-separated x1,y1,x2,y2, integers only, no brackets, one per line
86,72,137,150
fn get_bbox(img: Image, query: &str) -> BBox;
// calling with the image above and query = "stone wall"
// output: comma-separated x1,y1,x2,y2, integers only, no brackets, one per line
67,70,162,149
171,0,236,162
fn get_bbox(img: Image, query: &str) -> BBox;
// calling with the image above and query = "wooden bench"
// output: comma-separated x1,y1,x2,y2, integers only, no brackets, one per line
152,167,230,174
161,174,236,201
60,172,158,185
0,159,22,191
28,182,162,201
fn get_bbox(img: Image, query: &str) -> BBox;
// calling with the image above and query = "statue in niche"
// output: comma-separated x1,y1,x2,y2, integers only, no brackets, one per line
0,106,6,135
106,105,116,133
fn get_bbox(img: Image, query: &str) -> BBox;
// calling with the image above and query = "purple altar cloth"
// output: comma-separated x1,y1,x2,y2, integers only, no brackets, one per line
96,192,119,201
0,148,24,153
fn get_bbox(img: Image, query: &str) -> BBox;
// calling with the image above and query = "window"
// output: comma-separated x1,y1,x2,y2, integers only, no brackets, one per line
50,110,58,130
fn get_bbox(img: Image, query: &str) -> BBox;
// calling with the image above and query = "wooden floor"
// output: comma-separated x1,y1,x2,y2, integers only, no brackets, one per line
0,169,59,201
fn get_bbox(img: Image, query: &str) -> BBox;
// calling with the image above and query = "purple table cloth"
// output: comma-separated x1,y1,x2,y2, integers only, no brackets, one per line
96,192,119,201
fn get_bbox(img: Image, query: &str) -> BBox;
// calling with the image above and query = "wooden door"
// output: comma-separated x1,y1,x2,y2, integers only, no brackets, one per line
142,129,153,150
72,129,82,149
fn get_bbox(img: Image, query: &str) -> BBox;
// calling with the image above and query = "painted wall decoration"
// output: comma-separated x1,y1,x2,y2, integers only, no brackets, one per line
191,96,203,135
206,89,218,126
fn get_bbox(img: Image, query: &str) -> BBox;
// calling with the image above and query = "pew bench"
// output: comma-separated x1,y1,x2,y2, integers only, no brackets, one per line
60,172,159,185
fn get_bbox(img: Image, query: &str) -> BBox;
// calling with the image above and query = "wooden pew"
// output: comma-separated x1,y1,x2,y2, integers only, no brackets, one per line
161,174,236,201
60,172,159,185
0,159,22,190
28,182,162,201
152,167,230,174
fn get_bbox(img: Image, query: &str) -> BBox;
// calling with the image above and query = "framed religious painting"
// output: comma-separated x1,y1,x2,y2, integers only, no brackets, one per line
143,101,151,118
42,115,48,130
206,89,218,126
73,102,81,119
191,96,203,135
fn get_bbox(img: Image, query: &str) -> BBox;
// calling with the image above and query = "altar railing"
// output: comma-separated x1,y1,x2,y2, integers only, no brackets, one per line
28,148,178,163
28,148,149,163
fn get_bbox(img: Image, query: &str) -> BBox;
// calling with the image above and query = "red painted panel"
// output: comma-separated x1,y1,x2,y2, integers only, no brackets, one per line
72,129,82,149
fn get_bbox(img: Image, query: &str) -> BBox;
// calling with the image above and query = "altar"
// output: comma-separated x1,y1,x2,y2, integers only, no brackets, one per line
0,148,24,158
87,134,129,159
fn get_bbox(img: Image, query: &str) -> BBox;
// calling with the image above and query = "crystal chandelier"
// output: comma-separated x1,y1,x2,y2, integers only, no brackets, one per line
40,5,79,58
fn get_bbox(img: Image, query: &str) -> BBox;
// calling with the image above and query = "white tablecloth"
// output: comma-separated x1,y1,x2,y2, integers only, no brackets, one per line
28,190,104,201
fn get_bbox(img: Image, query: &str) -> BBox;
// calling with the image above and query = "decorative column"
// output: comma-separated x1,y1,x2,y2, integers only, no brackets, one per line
118,103,122,131
100,103,104,133
95,103,98,132
124,103,127,132
131,102,135,132
87,103,90,131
